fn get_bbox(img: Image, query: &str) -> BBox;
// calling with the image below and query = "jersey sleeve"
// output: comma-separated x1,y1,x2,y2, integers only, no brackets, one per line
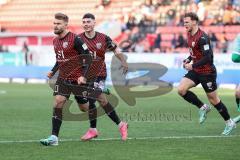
51,61,59,75
192,35,212,68
74,36,90,55
106,35,117,51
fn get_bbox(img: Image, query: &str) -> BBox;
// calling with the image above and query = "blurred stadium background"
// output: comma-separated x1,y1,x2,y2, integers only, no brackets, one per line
0,0,240,160
0,0,240,84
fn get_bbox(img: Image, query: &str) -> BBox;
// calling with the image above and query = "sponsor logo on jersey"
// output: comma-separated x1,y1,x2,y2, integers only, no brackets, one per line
204,44,210,51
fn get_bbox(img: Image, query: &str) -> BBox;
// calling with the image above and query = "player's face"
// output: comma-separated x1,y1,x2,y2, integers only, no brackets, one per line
53,19,67,35
82,18,95,32
184,17,194,32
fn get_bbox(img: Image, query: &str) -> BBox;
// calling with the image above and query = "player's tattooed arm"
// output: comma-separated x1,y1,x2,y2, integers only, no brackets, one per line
113,48,128,74
106,35,128,74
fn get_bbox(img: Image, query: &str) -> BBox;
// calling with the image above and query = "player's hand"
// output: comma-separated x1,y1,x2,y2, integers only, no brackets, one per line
47,71,54,79
184,63,193,71
77,76,86,84
119,61,128,75
183,59,190,68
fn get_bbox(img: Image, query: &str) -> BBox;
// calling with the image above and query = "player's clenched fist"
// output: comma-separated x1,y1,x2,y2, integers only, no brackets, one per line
77,76,87,84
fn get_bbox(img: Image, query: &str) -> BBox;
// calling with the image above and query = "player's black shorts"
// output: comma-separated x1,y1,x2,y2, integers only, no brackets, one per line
184,70,217,93
53,78,101,100
53,78,80,99
74,76,107,104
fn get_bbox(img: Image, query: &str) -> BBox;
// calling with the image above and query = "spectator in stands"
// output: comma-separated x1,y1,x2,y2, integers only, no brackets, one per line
134,39,145,53
175,33,186,48
129,27,143,43
101,0,111,7
166,9,176,26
22,41,29,65
171,34,177,50
153,33,162,50
126,14,137,30
219,31,228,53
119,40,134,53
209,31,218,51
0,45,3,52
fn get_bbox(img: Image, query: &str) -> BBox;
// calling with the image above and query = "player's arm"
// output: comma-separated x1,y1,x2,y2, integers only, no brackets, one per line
74,36,90,55
47,61,59,78
106,36,128,74
192,36,212,68
183,56,192,63
74,36,92,84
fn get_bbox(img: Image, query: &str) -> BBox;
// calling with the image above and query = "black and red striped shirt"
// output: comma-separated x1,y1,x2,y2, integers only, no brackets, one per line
53,32,89,80
78,31,114,79
187,28,216,74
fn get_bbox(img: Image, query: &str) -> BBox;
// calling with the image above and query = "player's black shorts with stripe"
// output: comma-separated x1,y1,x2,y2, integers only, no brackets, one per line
53,78,78,98
53,78,101,100
184,70,217,93
74,76,106,104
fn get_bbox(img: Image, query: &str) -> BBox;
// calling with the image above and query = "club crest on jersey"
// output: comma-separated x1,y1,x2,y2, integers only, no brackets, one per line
192,41,195,47
207,82,213,90
96,43,102,49
63,42,68,48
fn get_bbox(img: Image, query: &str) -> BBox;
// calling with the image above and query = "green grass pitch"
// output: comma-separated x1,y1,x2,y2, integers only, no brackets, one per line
0,83,239,160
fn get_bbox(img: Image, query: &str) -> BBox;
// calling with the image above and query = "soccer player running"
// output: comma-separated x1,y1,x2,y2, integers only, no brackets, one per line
75,13,128,141
40,13,90,146
178,12,236,135
232,34,240,123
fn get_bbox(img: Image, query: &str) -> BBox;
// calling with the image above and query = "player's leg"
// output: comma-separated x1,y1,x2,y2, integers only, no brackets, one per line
75,96,89,112
178,71,205,108
233,85,240,123
178,71,210,124
206,90,236,135
97,93,128,141
75,96,99,141
40,79,70,146
235,85,240,111
201,75,236,135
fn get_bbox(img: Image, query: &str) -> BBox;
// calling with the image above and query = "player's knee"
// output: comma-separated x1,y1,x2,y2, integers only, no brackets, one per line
79,104,89,112
99,99,108,107
208,95,220,105
54,97,66,108
235,90,240,98
177,86,187,96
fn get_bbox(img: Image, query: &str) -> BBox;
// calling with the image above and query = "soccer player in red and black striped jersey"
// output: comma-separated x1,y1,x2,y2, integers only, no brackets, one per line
177,12,236,135
40,13,90,146
75,13,128,141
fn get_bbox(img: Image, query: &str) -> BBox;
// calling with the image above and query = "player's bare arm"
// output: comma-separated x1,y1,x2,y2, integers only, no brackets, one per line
113,47,128,74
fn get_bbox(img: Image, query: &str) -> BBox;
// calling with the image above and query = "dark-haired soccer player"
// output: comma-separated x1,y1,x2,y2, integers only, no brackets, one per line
76,13,128,141
177,12,236,135
40,13,90,146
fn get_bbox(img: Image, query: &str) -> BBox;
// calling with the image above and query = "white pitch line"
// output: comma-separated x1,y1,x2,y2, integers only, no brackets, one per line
0,135,240,144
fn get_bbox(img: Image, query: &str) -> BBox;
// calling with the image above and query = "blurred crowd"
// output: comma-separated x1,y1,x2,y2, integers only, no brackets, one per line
119,0,240,53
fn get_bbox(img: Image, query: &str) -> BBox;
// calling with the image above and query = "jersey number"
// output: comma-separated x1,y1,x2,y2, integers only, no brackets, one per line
57,50,65,59
90,51,97,60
